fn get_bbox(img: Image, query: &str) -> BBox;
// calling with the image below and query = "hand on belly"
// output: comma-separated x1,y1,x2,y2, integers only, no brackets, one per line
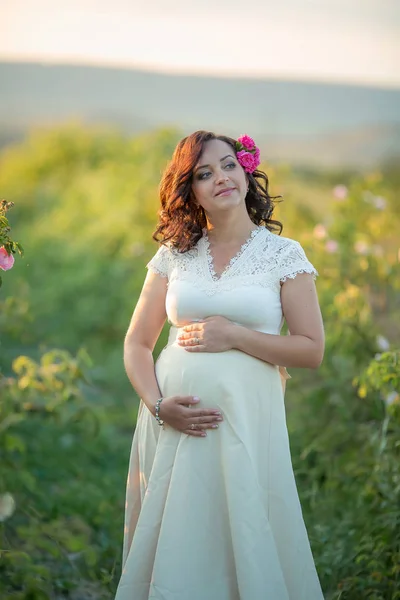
159,394,224,438
177,315,238,353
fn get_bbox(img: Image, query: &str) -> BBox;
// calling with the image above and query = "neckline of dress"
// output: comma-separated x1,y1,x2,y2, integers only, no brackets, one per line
202,225,264,281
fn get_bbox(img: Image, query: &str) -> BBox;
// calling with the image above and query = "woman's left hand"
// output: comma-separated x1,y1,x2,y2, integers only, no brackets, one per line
177,316,237,352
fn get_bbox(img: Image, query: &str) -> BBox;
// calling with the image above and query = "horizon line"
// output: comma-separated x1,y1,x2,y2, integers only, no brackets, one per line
1,55,400,92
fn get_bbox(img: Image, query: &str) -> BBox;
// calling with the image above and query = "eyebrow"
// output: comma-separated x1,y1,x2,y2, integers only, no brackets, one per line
194,154,235,172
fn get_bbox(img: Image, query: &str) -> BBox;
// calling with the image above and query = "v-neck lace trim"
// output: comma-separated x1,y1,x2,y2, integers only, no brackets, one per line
146,228,318,296
202,226,262,281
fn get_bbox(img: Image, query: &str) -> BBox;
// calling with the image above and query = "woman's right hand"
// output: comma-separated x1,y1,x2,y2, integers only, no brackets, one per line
158,395,223,437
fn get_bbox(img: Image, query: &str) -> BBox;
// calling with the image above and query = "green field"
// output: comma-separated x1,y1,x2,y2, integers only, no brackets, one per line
1,125,399,599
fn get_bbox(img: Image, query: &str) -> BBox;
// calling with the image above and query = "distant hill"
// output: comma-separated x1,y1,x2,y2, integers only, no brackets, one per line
1,61,400,169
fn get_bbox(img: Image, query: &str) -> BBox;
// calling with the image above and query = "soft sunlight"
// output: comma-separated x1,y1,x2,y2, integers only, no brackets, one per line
1,0,399,87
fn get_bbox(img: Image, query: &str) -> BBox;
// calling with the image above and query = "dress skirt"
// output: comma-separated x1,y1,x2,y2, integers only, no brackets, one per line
115,326,324,600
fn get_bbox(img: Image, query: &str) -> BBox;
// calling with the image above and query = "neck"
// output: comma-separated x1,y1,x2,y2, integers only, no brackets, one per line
205,216,258,245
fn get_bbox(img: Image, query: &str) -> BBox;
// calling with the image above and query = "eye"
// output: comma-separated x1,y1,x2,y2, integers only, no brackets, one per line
197,171,211,180
196,162,236,180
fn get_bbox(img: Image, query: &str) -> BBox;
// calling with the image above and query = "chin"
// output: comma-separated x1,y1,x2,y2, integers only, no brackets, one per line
215,197,242,209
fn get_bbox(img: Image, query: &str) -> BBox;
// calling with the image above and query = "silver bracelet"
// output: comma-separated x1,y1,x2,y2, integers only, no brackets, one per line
155,397,164,427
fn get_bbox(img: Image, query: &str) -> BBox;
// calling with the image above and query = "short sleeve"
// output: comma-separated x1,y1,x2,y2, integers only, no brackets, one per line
278,240,318,283
146,244,170,278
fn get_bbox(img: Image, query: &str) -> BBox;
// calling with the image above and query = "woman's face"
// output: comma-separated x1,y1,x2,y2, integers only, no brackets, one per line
191,139,248,214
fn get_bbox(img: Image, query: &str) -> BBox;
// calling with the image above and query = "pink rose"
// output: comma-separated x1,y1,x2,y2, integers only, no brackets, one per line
238,135,255,150
313,224,327,240
0,247,15,271
325,240,338,254
251,151,261,170
236,150,260,173
332,185,348,200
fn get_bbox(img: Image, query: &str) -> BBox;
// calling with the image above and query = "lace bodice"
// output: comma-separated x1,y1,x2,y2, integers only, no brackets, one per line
146,226,318,334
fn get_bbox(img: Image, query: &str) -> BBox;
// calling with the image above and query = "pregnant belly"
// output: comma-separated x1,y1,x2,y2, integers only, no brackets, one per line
155,339,281,413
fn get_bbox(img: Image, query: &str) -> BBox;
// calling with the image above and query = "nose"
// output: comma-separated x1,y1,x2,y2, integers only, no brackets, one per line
215,169,229,183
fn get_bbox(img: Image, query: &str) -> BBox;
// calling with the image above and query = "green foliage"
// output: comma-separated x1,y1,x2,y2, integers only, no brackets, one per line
0,348,126,599
0,199,24,288
0,125,399,598
282,177,400,599
0,123,179,394
291,351,400,599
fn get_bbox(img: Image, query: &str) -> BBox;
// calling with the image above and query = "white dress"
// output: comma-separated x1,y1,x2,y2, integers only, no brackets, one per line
115,226,325,600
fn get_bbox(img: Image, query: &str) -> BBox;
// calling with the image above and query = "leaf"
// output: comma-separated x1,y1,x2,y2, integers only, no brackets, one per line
18,470,37,491
15,242,24,256
0,413,25,432
3,550,32,564
358,385,367,398
4,433,26,453
12,355,35,375
18,375,31,390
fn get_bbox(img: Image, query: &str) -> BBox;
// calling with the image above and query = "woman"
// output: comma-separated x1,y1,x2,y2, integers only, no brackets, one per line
115,131,325,600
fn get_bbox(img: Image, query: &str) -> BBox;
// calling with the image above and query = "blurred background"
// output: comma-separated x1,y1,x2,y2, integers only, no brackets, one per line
0,1,399,598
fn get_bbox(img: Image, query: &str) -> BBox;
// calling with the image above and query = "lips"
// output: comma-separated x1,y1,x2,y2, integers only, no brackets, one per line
216,187,235,196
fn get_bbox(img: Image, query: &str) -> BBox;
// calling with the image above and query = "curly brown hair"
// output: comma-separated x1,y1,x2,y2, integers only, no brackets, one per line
153,130,283,252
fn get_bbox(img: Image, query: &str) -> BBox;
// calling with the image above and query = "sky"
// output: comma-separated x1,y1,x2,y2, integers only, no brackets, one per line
0,0,399,88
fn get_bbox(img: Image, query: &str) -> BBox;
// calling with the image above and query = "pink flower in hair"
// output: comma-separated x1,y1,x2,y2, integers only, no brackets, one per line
236,150,260,173
0,247,15,271
237,135,255,150
235,134,261,173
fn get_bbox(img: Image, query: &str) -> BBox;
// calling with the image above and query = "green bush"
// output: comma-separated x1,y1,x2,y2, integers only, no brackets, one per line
0,349,129,599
